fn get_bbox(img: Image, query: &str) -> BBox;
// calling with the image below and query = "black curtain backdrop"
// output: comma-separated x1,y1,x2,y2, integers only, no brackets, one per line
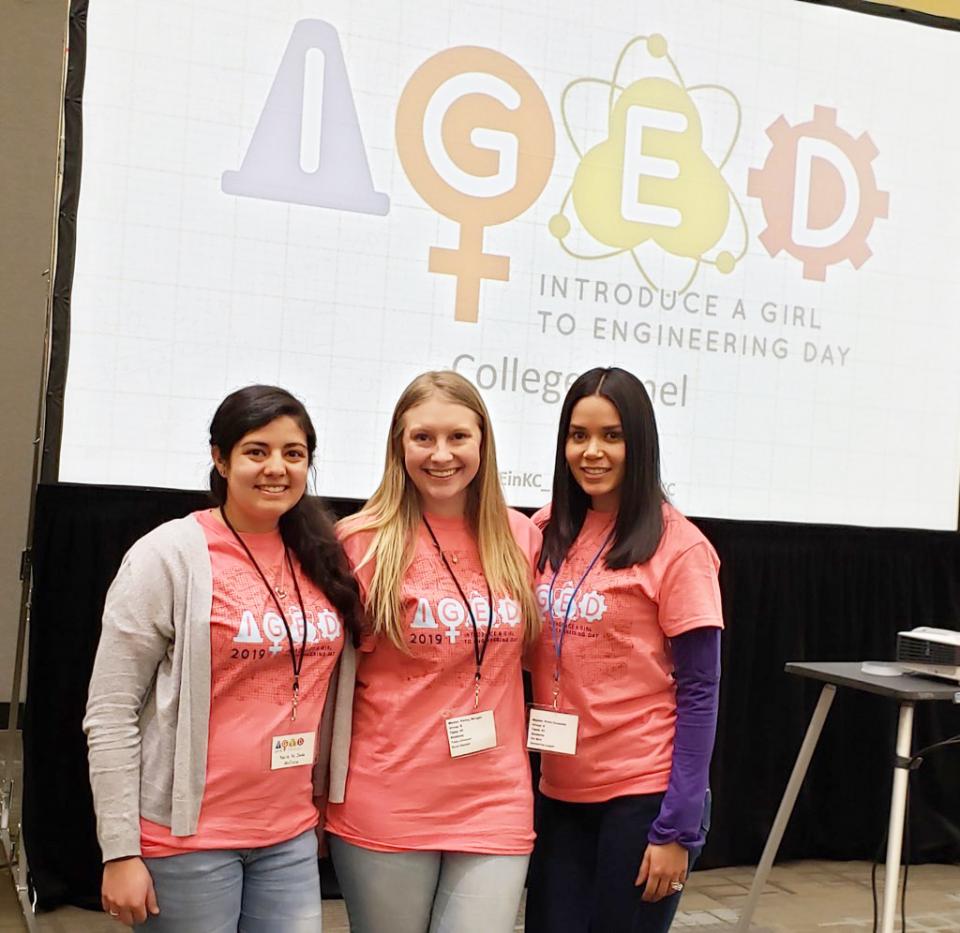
21,483,960,910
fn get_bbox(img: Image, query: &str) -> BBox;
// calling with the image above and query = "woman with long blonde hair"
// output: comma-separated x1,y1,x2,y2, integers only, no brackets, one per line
325,370,541,933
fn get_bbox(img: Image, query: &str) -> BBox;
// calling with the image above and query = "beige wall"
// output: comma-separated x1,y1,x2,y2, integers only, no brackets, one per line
0,1,69,705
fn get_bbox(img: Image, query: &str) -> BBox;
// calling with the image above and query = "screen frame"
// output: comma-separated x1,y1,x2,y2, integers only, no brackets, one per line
43,0,960,531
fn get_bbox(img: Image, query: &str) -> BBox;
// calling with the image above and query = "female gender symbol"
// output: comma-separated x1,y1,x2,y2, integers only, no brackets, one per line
396,47,555,323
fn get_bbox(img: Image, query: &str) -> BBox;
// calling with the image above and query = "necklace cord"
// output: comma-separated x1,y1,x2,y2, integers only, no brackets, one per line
547,526,615,686
422,517,494,692
219,507,309,689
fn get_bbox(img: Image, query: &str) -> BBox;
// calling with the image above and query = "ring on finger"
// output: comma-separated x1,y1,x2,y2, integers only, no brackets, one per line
670,880,684,892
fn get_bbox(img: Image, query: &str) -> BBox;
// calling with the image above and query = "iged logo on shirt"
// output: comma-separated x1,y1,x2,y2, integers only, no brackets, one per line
410,595,522,645
537,584,608,624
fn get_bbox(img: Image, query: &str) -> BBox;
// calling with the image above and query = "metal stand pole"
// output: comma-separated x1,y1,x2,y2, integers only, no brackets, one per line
736,684,837,931
5,571,31,733
879,702,914,933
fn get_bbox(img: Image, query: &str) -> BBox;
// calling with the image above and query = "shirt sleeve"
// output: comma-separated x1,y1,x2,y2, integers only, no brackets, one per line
508,509,543,573
524,521,543,574
337,530,377,652
83,538,178,861
656,540,723,637
530,504,551,532
647,625,721,850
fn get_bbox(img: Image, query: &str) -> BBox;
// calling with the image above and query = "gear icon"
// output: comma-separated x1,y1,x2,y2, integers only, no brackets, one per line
577,591,607,623
497,597,522,628
748,106,889,281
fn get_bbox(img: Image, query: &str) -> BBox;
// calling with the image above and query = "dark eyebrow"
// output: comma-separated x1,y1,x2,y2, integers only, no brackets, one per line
569,423,622,431
240,440,307,449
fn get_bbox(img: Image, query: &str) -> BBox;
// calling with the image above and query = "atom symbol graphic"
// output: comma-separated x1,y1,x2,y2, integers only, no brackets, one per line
549,34,749,293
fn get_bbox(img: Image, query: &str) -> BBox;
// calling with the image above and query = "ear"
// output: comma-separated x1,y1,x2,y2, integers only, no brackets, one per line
211,446,227,477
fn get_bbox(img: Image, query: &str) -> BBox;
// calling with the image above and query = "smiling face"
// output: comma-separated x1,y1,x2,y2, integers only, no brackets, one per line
402,394,482,518
565,394,626,512
214,415,310,532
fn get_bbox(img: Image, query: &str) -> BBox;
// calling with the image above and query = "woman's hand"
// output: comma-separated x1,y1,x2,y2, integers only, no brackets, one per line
102,857,160,925
636,840,689,902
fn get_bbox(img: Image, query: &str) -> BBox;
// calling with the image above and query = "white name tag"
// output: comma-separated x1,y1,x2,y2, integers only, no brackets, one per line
270,731,316,770
445,709,497,758
526,706,579,756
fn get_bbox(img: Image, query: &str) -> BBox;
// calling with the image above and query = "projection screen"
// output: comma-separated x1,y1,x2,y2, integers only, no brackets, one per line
60,0,960,528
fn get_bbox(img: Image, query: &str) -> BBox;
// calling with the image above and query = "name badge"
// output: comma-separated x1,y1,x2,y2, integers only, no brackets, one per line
526,706,579,756
270,731,316,770
445,709,497,758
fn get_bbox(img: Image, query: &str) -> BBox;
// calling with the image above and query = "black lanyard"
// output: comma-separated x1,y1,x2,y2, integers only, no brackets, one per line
422,516,493,709
220,507,308,721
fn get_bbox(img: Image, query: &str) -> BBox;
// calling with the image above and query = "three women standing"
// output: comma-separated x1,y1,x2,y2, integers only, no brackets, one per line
86,366,721,933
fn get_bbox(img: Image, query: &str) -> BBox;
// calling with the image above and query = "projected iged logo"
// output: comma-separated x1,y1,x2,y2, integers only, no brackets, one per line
223,19,888,323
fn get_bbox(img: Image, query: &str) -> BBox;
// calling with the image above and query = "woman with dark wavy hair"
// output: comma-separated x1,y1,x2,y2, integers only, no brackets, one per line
524,366,723,933
84,385,362,932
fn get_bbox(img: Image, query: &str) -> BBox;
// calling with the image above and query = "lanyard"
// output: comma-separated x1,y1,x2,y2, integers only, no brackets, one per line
546,527,614,708
422,516,493,709
220,507,308,721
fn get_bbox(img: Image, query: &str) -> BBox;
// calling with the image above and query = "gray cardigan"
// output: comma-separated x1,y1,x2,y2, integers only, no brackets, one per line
83,515,356,863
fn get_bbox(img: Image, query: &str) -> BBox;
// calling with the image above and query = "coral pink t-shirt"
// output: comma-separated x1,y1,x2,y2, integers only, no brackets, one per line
324,510,541,854
140,509,344,856
529,503,722,803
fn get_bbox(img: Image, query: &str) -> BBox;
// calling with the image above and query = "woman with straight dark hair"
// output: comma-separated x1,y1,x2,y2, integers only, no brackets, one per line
524,366,723,933
85,385,362,932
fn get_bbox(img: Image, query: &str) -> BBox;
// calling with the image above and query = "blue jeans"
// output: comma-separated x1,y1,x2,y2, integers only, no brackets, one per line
137,829,322,933
329,835,529,933
525,791,711,933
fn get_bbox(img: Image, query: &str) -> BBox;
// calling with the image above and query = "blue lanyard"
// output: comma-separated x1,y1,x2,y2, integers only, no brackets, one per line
546,527,614,706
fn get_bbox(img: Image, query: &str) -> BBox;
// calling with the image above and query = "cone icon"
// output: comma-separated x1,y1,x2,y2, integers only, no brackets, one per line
222,19,389,215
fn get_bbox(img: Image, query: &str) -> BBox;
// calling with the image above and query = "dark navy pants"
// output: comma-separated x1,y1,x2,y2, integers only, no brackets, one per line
524,791,709,933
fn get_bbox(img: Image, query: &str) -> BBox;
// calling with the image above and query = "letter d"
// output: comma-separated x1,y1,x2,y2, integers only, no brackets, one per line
791,136,858,249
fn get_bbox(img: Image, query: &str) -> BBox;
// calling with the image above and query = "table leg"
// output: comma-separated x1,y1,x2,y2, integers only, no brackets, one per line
879,701,914,933
735,683,836,931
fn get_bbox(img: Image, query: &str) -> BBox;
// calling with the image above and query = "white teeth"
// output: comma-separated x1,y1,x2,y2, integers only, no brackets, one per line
259,486,286,492
427,469,457,478
582,468,608,474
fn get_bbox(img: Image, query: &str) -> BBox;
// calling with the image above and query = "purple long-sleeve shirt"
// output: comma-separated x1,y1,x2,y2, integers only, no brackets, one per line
647,625,721,850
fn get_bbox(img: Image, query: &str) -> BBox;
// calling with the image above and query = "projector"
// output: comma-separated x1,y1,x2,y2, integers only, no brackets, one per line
897,627,960,682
